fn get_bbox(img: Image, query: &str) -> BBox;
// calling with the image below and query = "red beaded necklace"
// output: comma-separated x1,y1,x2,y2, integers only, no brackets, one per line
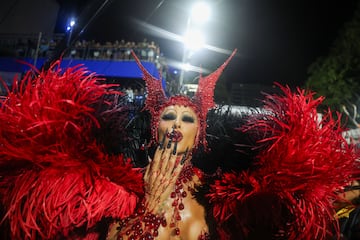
169,164,196,236
168,164,210,240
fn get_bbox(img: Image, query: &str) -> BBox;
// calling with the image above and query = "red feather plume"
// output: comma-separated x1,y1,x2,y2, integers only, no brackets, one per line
0,61,144,239
207,84,360,239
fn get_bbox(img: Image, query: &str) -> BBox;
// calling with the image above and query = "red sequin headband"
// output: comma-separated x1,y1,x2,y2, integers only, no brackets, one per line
132,50,236,150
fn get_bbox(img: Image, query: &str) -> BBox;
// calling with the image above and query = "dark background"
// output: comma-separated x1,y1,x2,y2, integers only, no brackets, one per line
55,0,358,87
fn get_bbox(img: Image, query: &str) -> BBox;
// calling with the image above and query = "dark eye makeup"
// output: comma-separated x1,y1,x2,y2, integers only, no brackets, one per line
161,113,176,121
182,115,195,123
161,111,195,123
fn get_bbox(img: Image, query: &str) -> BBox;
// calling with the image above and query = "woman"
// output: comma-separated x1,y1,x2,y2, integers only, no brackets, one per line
106,49,238,239
107,50,360,240
1,51,360,240
108,104,209,239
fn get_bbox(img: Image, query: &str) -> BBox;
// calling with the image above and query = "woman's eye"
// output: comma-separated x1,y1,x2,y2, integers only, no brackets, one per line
182,115,195,123
162,113,176,121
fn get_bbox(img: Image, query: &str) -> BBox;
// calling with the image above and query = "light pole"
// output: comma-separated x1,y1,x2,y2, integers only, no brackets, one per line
178,16,190,92
179,1,210,92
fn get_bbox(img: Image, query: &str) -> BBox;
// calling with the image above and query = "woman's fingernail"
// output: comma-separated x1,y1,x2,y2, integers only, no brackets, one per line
159,131,167,149
180,148,189,165
167,136,173,148
172,141,178,155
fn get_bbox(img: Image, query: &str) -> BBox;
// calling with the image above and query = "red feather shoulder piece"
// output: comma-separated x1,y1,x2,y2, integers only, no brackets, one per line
207,84,360,239
0,61,144,239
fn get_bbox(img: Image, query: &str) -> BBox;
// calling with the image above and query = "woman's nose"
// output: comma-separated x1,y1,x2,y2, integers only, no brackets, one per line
173,118,180,129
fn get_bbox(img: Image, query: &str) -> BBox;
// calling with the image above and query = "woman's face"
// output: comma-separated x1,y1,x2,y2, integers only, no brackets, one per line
158,105,199,154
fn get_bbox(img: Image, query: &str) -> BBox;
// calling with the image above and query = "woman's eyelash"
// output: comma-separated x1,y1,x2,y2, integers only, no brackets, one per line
182,116,195,123
162,114,176,120
161,113,195,123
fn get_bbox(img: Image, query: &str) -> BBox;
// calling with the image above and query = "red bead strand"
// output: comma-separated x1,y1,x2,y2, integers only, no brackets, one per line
168,164,197,237
117,202,166,240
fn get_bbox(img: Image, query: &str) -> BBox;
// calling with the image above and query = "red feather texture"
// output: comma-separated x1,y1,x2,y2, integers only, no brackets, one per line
0,61,144,239
207,84,360,239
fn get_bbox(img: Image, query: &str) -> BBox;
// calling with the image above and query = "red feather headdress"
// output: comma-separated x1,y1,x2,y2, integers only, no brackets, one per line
132,50,237,150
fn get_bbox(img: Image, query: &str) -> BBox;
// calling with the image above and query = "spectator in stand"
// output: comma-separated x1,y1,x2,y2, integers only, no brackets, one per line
134,88,145,107
70,40,81,58
139,38,148,60
47,39,57,58
117,39,126,60
139,87,145,106
133,89,139,105
112,40,120,60
70,49,77,58
125,86,134,104
93,41,102,59
147,41,156,62
78,40,87,59
104,41,113,60
124,41,132,60
88,40,96,59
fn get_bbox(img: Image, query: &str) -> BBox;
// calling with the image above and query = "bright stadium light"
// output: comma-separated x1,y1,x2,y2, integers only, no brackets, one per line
179,1,211,89
184,29,205,50
66,18,76,32
70,20,76,27
190,2,211,23
66,18,76,46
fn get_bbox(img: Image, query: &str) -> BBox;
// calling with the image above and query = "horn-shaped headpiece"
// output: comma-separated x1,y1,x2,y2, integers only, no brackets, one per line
132,49,236,150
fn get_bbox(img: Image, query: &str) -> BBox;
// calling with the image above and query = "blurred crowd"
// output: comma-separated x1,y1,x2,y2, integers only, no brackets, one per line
68,38,160,62
121,85,147,106
0,34,161,63
0,34,183,100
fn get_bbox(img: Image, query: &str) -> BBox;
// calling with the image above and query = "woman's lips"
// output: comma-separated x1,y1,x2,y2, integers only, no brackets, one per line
167,131,183,142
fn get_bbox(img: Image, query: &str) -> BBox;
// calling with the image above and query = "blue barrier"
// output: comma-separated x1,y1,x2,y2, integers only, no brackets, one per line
0,57,160,78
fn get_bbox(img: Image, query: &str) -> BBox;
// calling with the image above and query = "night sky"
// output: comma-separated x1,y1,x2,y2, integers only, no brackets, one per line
57,0,358,87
